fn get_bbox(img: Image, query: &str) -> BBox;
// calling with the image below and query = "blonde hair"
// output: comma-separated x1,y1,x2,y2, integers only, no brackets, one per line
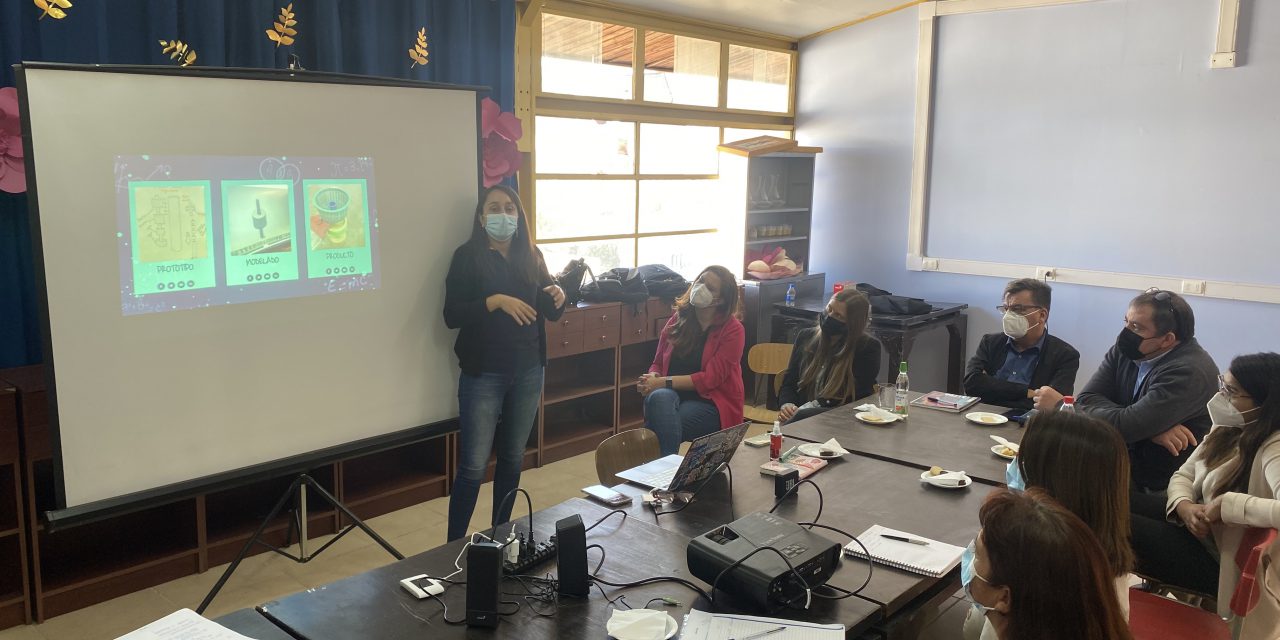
798,289,871,403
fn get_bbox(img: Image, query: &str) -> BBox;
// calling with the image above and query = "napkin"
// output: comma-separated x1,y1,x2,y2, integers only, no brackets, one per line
923,471,970,487
606,609,673,640
819,438,849,456
854,404,901,422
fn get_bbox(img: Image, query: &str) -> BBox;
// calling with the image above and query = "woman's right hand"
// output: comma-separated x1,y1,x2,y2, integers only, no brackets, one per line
487,294,537,326
778,403,798,422
1175,501,1212,538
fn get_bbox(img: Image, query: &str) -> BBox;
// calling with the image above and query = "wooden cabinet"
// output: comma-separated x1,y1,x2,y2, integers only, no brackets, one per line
0,385,28,630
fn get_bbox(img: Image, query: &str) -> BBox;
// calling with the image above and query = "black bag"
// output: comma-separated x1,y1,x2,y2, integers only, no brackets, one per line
635,264,689,300
554,258,593,305
855,282,933,316
581,267,649,305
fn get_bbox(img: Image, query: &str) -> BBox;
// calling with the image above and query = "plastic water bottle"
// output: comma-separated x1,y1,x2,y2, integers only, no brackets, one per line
770,420,783,460
1061,395,1075,411
785,283,796,306
894,361,910,416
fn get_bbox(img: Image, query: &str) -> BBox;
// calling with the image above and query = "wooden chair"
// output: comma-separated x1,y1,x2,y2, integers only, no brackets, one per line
595,428,661,486
743,342,793,424
1128,588,1229,640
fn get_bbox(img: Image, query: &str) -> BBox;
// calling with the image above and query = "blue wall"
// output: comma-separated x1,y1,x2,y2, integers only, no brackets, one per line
797,1,1280,393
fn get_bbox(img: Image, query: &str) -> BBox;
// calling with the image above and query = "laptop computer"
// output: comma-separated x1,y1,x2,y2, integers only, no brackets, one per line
616,422,750,493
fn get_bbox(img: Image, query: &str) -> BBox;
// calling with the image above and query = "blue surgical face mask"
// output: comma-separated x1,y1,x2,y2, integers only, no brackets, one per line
484,213,518,242
960,543,999,615
1005,458,1025,492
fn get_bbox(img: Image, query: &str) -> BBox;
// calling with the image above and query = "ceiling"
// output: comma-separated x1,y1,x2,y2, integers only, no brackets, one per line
598,0,911,39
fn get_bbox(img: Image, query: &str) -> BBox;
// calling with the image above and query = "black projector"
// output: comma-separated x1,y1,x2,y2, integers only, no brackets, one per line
687,512,841,611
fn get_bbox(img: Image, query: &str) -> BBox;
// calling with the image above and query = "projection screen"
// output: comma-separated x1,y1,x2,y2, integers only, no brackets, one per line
19,64,479,522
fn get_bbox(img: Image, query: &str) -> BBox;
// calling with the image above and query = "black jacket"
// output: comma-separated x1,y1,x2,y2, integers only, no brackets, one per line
779,328,882,407
1077,338,1218,492
963,331,1080,411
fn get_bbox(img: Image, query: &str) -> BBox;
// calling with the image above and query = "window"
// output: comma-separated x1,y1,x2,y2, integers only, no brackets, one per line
526,8,796,279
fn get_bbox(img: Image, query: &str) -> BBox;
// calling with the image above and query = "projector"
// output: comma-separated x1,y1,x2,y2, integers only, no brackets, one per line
687,512,841,611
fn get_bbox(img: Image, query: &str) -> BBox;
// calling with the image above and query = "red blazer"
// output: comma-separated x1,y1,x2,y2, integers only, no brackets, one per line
648,314,745,429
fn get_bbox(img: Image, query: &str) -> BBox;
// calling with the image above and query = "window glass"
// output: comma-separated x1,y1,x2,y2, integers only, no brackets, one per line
541,14,635,99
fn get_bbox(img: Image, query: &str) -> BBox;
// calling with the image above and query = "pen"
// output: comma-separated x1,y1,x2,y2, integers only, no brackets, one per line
880,533,929,546
733,625,786,640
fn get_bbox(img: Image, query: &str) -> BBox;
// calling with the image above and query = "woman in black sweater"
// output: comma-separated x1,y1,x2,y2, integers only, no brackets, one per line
443,185,565,541
778,289,881,424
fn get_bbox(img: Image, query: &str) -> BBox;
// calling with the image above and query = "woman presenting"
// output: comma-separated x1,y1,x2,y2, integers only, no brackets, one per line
443,185,564,541
638,265,744,456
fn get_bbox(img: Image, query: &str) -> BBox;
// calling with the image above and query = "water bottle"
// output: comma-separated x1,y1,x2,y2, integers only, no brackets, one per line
894,361,910,416
770,420,783,460
1061,395,1075,411
785,283,796,306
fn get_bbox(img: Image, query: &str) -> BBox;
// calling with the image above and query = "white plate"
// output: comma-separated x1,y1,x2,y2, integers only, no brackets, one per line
607,611,678,640
798,443,845,459
856,411,900,425
919,469,972,489
965,411,1009,426
990,444,1017,460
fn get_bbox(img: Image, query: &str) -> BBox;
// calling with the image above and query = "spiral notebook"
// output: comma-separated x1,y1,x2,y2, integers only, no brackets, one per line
842,525,965,578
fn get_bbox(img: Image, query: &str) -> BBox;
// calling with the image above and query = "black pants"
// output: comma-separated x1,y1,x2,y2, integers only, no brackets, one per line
1129,490,1220,596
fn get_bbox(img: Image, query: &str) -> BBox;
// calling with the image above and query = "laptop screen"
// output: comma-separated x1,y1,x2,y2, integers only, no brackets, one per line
669,422,750,492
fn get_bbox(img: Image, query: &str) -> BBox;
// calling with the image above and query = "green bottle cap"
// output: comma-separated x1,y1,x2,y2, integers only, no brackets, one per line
899,361,908,373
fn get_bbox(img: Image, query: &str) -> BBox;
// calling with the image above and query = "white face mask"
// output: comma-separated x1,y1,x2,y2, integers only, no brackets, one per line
1206,391,1260,428
1002,310,1041,340
689,283,715,308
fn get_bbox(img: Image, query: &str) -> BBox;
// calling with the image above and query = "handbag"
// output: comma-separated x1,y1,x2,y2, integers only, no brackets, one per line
856,282,933,316
554,258,593,305
581,267,649,305
635,264,689,300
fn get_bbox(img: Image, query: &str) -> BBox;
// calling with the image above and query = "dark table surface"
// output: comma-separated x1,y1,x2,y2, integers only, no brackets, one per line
257,497,881,639
775,298,968,328
214,608,296,639
781,394,1023,486
611,435,994,618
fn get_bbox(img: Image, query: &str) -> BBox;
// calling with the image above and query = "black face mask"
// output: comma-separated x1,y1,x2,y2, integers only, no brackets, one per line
820,312,846,336
1116,327,1149,361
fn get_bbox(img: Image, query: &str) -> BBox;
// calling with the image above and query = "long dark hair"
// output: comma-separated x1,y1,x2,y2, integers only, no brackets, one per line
798,289,870,402
467,185,548,286
667,265,740,356
1200,352,1280,497
1018,411,1134,577
979,488,1134,640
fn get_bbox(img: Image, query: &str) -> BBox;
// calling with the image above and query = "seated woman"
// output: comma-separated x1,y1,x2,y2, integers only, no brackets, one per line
777,289,881,424
638,266,744,456
1130,352,1280,622
965,410,1135,639
967,488,1134,640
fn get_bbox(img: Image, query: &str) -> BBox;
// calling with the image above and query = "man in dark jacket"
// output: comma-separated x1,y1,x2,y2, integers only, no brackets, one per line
964,279,1080,411
1034,289,1218,492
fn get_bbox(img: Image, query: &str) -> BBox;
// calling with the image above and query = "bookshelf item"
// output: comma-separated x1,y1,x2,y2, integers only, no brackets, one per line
716,135,799,157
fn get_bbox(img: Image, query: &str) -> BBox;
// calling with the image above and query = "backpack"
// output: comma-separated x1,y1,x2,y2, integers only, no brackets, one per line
581,267,649,305
855,282,933,315
635,264,689,300
554,258,593,305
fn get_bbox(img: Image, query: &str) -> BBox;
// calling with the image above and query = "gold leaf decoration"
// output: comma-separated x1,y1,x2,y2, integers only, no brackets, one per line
409,27,429,68
34,0,72,20
266,3,297,47
158,40,198,67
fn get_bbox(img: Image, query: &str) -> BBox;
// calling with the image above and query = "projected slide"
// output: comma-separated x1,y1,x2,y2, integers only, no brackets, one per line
116,155,380,315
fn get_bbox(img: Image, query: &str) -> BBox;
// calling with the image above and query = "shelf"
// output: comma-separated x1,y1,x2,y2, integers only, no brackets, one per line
0,527,18,539
37,500,199,592
206,510,337,547
542,424,615,464
345,470,448,507
746,235,808,246
618,417,646,432
40,544,198,595
748,207,809,215
544,383,615,406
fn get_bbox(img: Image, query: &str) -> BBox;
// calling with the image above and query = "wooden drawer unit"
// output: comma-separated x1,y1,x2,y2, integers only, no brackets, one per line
545,308,584,343
547,332,583,359
581,303,621,332
583,323,620,352
620,306,650,345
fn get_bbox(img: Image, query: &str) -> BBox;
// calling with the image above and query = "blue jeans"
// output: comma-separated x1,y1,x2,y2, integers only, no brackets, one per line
643,388,721,456
448,365,543,541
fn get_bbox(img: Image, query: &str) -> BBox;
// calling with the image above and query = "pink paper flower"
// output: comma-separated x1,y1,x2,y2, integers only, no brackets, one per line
0,87,26,194
480,97,522,187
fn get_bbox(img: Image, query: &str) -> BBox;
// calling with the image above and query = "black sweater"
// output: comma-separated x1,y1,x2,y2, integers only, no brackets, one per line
443,243,564,375
778,328,882,407
963,332,1080,411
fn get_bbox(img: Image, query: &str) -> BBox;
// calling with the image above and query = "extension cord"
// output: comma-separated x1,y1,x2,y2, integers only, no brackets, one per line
503,536,557,575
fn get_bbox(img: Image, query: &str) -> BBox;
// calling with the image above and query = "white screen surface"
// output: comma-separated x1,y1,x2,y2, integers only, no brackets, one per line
23,67,478,509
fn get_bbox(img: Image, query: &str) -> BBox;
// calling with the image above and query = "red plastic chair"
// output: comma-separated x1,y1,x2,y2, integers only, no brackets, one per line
1229,527,1278,618
1129,588,1229,640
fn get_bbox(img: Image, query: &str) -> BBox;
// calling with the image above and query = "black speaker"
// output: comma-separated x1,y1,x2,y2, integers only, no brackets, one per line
555,514,589,597
466,541,502,627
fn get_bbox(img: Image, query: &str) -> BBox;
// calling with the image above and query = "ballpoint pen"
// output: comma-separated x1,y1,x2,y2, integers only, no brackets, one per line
733,625,786,640
880,533,929,546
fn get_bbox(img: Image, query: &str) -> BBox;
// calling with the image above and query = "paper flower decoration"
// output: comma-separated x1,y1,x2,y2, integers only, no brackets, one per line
0,87,26,194
409,27,429,68
158,40,198,67
266,3,297,47
480,97,522,188
34,0,72,20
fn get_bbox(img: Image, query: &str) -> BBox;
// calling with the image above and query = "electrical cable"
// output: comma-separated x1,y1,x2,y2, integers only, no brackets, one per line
769,478,823,527
586,543,607,577
584,509,628,533
591,580,632,609
490,488,535,547
710,545,811,610
592,575,713,604
798,522,874,597
653,463,733,520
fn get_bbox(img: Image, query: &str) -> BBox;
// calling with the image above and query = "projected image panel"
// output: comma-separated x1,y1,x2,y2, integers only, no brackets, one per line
115,155,381,315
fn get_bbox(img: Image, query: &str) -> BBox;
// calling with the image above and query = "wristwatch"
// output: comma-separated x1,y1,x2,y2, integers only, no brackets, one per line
665,378,673,389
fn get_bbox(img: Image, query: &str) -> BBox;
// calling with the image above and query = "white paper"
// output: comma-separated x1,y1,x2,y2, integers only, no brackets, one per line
115,609,258,640
682,609,843,640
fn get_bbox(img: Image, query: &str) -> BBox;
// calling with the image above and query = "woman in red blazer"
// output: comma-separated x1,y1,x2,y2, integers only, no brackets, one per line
638,265,745,455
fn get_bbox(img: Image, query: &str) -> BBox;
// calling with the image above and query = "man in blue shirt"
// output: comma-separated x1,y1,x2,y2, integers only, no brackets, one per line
963,279,1080,411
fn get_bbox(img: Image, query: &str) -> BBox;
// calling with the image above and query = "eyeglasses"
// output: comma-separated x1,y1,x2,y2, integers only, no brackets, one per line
1218,374,1252,400
996,305,1042,315
1142,287,1182,338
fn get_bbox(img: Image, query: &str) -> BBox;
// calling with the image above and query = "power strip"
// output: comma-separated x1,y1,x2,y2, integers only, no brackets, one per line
503,536,557,575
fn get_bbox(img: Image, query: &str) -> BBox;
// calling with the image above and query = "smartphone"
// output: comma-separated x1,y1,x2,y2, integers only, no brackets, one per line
583,484,632,507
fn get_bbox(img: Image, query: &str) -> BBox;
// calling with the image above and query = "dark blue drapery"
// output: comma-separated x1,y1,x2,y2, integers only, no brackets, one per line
0,0,515,367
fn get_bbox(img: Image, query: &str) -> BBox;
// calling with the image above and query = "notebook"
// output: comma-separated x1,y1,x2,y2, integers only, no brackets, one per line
910,391,981,413
682,610,843,640
759,456,827,479
842,525,965,578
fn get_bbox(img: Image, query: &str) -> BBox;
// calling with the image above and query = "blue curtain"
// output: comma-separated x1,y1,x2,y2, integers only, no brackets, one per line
0,0,515,367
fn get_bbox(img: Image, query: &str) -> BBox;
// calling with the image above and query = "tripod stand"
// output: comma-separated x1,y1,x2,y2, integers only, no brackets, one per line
196,473,404,614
